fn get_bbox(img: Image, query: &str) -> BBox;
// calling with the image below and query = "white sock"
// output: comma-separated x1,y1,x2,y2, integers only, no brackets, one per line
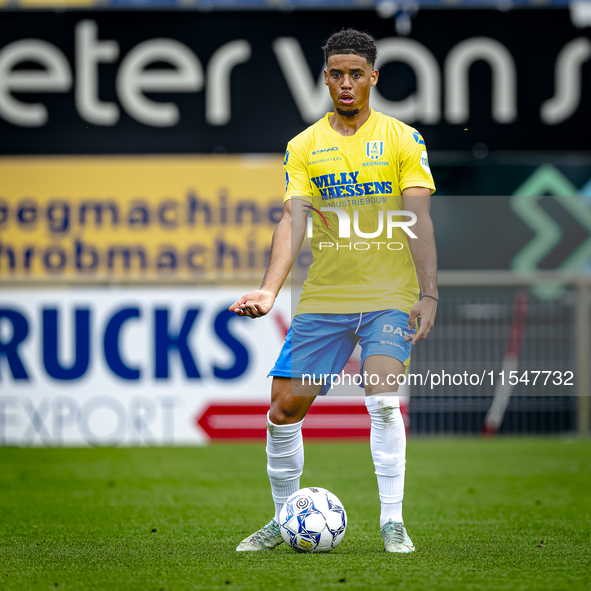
380,501,403,525
266,412,304,523
365,394,406,528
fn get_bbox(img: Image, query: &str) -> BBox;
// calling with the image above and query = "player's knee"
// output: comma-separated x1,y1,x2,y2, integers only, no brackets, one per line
365,381,401,396
365,395,401,414
268,405,305,426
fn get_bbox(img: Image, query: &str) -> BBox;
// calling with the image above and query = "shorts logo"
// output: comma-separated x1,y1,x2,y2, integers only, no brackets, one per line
383,324,411,339
366,141,384,161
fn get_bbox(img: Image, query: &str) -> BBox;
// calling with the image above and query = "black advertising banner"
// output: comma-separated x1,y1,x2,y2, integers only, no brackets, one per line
0,9,590,154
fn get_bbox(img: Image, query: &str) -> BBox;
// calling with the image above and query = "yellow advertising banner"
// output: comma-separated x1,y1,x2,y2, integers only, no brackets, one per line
0,156,284,282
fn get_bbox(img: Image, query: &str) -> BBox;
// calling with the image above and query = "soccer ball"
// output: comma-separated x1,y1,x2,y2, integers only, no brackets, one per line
279,487,347,553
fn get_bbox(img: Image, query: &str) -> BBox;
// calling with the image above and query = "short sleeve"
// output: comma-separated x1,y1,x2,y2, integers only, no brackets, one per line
398,129,436,194
284,141,313,203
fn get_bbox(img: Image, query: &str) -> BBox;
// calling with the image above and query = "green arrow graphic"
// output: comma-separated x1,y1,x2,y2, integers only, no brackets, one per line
509,164,589,299
554,194,591,271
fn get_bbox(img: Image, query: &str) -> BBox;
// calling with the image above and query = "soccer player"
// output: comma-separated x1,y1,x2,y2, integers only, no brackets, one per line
229,28,437,553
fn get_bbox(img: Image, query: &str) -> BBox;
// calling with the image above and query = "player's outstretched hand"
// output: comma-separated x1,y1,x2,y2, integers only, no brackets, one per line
405,297,437,344
229,290,276,319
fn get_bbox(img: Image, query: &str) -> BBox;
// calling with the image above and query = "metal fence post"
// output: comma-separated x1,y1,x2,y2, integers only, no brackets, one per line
576,278,591,437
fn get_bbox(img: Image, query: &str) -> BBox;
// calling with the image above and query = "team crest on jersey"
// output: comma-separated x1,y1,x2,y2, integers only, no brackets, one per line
366,141,384,161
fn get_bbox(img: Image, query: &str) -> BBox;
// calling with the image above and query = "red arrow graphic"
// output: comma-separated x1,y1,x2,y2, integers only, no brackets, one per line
196,403,372,440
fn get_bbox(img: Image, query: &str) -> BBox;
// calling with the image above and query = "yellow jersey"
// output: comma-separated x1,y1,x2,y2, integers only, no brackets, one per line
284,109,436,316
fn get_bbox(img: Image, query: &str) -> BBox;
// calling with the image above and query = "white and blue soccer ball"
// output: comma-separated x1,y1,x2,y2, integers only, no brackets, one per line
279,487,347,553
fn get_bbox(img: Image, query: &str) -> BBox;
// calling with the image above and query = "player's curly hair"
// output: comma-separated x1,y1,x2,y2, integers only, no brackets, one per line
323,29,378,66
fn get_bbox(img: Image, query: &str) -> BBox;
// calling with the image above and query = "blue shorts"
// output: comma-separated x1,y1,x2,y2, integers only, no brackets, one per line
268,310,414,395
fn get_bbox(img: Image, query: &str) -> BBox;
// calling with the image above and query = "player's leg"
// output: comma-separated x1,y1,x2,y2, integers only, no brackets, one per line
237,313,351,552
363,355,407,520
363,355,414,552
236,378,319,552
358,311,415,553
266,377,320,522
265,312,356,524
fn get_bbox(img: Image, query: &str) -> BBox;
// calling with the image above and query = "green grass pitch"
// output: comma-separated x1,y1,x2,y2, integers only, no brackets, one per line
1,438,590,591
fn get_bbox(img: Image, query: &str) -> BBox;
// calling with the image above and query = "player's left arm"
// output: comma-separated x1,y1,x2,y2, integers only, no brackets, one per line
402,187,438,344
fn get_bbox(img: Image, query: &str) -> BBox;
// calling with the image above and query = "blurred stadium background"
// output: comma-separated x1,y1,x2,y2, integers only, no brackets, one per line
1,0,590,446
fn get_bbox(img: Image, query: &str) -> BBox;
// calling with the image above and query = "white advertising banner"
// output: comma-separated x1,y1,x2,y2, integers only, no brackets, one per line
0,287,293,446
0,287,409,446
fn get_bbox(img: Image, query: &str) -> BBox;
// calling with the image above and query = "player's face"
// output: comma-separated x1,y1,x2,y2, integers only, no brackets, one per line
324,54,378,117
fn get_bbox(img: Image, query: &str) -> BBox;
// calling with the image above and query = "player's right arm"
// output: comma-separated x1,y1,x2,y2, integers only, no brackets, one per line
229,199,308,318
230,139,313,319
230,140,313,319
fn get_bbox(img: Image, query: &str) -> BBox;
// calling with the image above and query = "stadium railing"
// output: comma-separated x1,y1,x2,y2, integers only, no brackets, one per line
408,270,590,436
